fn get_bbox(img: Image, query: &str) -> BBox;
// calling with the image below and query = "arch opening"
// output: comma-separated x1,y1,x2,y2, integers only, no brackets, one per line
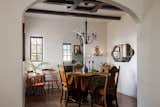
22,0,140,106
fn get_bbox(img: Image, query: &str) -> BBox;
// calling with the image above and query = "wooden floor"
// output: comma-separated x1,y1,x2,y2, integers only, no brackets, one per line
25,89,137,107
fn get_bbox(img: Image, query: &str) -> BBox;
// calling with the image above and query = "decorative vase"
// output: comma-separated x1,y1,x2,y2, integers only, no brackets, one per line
82,65,88,73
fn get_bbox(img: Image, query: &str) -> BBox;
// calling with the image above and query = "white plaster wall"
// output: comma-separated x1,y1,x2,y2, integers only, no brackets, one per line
24,14,108,71
138,0,160,106
113,0,142,19
100,0,142,22
0,1,35,107
107,14,138,97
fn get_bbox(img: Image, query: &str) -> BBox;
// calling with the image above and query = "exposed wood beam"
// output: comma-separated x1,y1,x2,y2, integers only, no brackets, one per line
71,0,82,10
91,3,104,12
44,0,74,5
44,0,123,11
26,9,121,20
102,5,122,11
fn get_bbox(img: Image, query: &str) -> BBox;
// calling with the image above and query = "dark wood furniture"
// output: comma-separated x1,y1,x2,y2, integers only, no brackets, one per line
66,72,108,91
67,71,109,107
92,66,120,107
64,65,73,72
108,66,120,106
91,75,108,107
58,65,81,107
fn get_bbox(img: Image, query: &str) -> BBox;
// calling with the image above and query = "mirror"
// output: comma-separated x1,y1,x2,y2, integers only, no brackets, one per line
111,44,134,62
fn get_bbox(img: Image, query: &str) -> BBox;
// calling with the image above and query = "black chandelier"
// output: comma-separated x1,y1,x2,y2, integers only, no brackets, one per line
76,19,97,45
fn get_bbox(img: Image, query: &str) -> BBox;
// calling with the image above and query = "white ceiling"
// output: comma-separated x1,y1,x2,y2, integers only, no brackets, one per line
30,2,126,17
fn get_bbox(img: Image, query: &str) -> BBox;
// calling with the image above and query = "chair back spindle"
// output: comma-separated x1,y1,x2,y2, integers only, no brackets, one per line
58,65,68,88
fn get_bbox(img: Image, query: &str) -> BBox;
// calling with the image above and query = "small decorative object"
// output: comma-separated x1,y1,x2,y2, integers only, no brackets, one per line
94,46,100,56
94,45,103,56
111,44,134,62
74,45,81,55
82,65,88,73
73,45,83,64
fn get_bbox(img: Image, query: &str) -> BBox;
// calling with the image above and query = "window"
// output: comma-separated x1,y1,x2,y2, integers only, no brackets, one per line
30,37,43,62
63,43,72,62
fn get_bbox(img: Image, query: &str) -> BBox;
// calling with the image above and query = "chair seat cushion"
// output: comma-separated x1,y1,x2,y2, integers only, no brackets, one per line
33,82,45,86
46,80,54,82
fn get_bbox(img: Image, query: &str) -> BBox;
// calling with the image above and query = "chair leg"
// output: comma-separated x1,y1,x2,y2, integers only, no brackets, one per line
65,91,68,107
51,82,54,93
90,93,94,107
55,81,59,89
115,94,118,107
48,82,50,93
78,96,81,107
42,86,46,96
60,90,63,103
78,92,82,107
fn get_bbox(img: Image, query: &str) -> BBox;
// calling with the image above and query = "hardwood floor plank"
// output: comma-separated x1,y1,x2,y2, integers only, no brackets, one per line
25,89,137,107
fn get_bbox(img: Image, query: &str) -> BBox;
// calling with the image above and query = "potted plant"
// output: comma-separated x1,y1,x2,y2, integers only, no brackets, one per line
100,62,110,73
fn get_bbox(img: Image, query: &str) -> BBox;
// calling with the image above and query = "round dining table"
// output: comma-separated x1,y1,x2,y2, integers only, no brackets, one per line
66,71,108,91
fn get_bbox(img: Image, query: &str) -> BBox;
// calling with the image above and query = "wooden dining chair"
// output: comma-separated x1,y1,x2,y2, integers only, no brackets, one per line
26,72,35,96
42,69,59,93
58,65,81,107
92,66,120,107
26,73,46,96
107,66,120,107
91,75,108,107
73,64,83,72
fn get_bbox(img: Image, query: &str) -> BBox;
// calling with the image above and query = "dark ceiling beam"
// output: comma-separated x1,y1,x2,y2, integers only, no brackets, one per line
71,0,82,10
44,0,123,11
102,5,122,11
26,9,121,20
44,0,74,5
91,3,104,12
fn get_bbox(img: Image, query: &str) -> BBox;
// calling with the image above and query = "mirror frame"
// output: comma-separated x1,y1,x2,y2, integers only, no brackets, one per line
111,44,134,62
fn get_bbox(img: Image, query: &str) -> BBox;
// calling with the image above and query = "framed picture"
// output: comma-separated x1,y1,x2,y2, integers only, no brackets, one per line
74,45,81,55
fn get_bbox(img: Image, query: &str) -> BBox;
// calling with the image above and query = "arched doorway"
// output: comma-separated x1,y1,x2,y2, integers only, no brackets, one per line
23,0,140,107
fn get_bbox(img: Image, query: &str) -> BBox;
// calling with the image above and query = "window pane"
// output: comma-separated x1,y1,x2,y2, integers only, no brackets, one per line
63,45,67,49
31,54,37,61
36,54,42,61
37,38,42,44
66,56,69,61
68,45,71,49
68,52,70,55
37,45,42,53
68,56,72,61
31,38,36,44
31,44,36,53
63,56,67,61
30,37,43,61
63,43,72,62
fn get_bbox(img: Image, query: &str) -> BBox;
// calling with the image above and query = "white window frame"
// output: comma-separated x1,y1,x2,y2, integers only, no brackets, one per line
30,36,43,62
63,43,72,62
